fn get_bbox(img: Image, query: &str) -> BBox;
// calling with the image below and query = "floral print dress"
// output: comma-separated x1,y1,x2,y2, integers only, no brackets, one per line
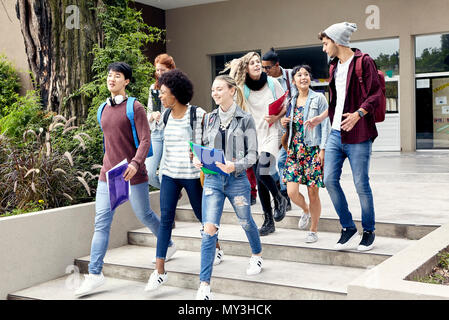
283,104,324,188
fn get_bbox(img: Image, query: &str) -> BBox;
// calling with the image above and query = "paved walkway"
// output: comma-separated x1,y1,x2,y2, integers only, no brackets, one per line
199,151,449,227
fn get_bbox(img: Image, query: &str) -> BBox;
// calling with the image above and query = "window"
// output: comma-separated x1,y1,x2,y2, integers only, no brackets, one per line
416,34,449,74
415,33,449,149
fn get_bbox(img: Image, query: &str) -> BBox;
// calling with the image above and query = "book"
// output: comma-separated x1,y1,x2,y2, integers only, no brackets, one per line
189,141,229,176
106,159,131,211
268,90,289,127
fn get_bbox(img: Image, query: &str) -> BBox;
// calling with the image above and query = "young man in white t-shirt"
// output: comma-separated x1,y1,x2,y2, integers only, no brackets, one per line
314,22,383,252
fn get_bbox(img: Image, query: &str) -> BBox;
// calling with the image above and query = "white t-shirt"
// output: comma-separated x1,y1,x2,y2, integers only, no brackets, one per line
246,78,284,156
332,54,354,131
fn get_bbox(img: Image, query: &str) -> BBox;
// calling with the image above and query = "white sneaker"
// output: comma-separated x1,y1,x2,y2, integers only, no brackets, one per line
298,211,310,230
196,283,212,300
305,231,318,243
74,273,106,297
152,243,177,264
144,269,168,291
246,255,263,276
213,249,224,266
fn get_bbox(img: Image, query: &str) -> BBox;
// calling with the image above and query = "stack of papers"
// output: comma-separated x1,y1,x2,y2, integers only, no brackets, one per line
106,159,131,211
189,142,229,176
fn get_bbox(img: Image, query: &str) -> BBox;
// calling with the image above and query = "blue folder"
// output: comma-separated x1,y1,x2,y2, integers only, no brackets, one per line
189,142,229,176
106,160,130,211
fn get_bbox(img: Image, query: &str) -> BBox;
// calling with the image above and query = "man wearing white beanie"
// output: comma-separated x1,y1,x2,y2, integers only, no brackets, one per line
305,22,384,252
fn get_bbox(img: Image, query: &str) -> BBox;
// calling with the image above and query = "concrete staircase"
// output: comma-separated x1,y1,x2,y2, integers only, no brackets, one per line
8,199,437,300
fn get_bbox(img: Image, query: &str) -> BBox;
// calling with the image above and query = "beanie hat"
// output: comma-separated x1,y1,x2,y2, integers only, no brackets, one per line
323,22,357,47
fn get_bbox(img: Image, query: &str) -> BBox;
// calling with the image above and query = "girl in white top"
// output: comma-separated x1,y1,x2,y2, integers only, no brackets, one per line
227,52,289,236
145,54,176,189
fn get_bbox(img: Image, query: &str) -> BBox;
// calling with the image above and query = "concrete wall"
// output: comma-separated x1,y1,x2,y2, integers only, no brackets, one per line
165,0,449,151
348,221,449,299
0,0,33,94
0,191,162,300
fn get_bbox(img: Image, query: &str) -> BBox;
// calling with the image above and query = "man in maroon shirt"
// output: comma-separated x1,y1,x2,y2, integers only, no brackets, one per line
307,22,382,252
75,62,176,297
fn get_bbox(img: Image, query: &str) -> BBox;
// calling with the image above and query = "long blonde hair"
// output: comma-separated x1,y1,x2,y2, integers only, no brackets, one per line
214,75,247,111
222,51,260,89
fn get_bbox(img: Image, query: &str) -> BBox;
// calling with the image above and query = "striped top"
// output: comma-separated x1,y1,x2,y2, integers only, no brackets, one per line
161,105,205,179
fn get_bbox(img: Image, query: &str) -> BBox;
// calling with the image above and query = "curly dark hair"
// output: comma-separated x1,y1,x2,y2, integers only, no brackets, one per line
158,69,194,105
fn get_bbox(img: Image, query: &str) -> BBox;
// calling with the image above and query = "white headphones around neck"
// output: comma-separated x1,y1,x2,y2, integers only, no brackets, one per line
107,95,128,106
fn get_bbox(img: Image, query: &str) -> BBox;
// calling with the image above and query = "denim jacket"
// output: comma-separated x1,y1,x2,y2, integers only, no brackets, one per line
202,105,258,175
287,89,330,150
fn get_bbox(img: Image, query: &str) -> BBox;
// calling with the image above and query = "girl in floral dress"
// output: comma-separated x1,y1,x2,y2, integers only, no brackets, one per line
281,65,330,243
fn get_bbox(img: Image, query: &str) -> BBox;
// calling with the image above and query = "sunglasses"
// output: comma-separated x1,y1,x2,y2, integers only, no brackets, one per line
262,65,274,70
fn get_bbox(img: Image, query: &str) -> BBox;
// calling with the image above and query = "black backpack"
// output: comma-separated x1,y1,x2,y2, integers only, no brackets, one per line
162,105,198,130
163,105,203,144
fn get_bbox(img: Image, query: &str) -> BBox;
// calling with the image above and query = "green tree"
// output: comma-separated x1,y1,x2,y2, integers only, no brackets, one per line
65,0,164,189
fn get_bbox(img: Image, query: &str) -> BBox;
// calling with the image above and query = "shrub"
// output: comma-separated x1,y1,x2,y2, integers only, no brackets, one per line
0,53,20,117
0,115,98,215
0,90,51,141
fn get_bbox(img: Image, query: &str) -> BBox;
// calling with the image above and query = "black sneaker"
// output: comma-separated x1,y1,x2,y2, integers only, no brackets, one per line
357,231,375,251
334,228,359,250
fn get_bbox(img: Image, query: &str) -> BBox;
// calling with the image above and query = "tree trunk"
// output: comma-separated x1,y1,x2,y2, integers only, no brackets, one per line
16,0,103,122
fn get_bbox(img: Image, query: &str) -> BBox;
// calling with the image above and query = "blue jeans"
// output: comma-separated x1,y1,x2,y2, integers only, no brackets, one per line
277,147,288,192
88,181,172,274
200,173,262,283
156,175,203,259
323,129,375,232
145,130,164,189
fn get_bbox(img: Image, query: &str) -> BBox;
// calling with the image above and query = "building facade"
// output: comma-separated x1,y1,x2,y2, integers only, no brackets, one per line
2,0,449,151
161,0,449,152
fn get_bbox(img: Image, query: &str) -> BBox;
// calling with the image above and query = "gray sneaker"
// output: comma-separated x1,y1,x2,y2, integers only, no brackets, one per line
305,232,318,243
298,211,310,230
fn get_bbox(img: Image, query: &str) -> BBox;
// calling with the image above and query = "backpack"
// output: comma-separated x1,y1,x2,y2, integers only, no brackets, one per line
329,53,386,123
163,105,200,142
97,97,153,157
355,53,386,123
243,76,277,101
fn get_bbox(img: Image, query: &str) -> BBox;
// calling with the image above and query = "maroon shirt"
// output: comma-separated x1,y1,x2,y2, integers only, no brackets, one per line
328,49,382,144
99,99,151,185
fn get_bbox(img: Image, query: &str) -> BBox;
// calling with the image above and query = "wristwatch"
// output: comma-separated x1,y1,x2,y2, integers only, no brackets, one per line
357,110,365,118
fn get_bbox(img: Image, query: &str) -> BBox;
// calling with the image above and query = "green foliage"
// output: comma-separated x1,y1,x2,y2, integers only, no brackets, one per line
73,0,163,113
414,251,449,285
0,1,162,216
0,90,52,141
0,115,97,215
0,54,20,117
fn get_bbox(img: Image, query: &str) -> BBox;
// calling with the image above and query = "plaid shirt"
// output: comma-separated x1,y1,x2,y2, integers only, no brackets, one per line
328,49,382,144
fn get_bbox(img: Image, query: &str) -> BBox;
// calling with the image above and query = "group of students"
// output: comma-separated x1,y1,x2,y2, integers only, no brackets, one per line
74,21,382,300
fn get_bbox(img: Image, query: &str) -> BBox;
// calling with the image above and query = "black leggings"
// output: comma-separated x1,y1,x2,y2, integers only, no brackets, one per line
255,152,281,214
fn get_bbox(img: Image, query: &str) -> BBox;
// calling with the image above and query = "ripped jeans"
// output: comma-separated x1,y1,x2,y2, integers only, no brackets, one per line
200,172,262,283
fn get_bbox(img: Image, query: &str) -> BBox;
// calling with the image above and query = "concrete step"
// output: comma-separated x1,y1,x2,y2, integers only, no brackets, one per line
129,221,414,269
74,245,367,300
7,275,254,300
175,205,437,240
